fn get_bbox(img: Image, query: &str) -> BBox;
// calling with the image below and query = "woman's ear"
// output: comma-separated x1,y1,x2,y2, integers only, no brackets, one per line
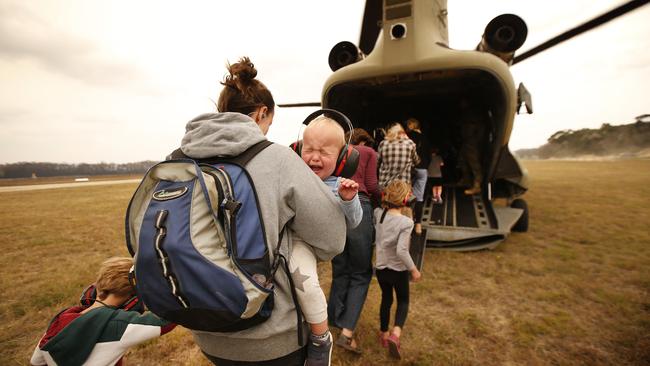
252,106,268,123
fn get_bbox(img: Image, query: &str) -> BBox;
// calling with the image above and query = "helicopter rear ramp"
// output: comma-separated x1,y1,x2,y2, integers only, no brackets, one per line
409,229,427,271
422,187,522,251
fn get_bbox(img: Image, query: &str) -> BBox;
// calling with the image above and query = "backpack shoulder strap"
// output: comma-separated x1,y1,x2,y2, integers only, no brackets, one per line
228,140,273,166
267,225,304,347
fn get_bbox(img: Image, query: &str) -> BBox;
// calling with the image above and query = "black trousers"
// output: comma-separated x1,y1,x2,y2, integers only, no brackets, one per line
376,268,410,331
203,346,307,366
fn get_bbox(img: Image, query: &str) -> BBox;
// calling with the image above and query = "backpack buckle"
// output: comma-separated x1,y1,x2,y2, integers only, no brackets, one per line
223,200,242,213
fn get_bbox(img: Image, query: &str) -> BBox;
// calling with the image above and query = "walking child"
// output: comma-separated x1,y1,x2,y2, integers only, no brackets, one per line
374,180,422,360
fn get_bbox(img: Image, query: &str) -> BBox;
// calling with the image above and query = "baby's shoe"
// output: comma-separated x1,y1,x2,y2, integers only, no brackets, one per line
306,331,332,366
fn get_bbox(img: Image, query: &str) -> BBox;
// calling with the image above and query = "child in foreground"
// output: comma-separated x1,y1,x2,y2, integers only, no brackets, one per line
374,180,422,360
291,115,362,366
30,257,175,366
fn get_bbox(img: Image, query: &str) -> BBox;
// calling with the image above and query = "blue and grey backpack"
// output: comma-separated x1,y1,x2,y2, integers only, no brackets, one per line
125,141,301,335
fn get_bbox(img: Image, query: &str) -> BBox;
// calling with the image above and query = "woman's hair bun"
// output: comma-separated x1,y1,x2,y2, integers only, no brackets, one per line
228,56,257,83
218,56,274,114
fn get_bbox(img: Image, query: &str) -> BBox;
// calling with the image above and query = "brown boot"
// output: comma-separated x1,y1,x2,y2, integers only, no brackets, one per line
464,182,481,195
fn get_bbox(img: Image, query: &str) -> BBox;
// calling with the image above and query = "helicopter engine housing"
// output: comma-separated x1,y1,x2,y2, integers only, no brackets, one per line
477,14,528,64
328,41,364,72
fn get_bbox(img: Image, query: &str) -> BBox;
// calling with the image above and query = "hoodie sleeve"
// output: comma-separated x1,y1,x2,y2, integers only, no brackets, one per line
30,344,46,366
115,311,175,348
338,194,362,229
280,153,346,262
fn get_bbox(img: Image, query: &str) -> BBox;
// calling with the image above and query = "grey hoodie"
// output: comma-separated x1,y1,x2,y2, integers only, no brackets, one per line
180,112,346,361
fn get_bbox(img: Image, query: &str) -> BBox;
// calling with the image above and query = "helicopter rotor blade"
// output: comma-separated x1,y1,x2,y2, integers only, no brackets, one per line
277,102,322,108
513,0,649,65
359,0,383,55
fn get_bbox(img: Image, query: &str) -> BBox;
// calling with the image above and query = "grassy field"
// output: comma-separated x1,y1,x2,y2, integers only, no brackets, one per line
1,160,648,365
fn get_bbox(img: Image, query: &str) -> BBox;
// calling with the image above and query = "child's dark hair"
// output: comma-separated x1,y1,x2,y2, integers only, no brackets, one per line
346,128,375,146
217,57,275,116
381,180,411,209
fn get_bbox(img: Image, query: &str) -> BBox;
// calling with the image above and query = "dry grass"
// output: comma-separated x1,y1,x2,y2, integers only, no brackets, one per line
1,160,649,365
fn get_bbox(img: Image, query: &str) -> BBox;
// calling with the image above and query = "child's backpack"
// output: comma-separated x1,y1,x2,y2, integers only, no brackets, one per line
125,141,298,333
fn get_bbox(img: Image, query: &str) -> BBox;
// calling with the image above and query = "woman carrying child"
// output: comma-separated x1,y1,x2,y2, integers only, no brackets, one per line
177,57,346,365
374,180,422,360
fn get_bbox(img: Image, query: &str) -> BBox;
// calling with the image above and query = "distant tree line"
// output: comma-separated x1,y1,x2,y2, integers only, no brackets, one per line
515,119,650,159
0,161,158,179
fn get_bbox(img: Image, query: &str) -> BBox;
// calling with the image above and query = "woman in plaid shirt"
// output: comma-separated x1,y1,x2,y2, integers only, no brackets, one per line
377,123,419,189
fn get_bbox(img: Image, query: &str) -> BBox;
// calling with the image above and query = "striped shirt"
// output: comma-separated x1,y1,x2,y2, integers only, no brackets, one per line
377,137,419,188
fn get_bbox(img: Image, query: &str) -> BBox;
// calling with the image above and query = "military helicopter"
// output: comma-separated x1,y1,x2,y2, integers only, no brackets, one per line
280,0,649,251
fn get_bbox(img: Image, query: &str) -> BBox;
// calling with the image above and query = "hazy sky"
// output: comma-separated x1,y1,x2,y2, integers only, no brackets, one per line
1,0,648,163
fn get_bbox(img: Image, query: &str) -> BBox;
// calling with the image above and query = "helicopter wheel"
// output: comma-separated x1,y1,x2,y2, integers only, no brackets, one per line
511,198,529,232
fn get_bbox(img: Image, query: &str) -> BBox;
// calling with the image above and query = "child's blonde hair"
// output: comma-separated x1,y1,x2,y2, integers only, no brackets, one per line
305,116,346,149
95,257,135,300
381,180,411,209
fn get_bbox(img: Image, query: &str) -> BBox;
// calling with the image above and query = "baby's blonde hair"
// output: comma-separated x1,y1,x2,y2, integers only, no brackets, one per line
95,257,135,300
305,116,346,149
381,180,411,209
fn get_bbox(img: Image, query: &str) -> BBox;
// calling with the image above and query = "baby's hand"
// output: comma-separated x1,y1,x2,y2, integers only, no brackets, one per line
338,178,359,201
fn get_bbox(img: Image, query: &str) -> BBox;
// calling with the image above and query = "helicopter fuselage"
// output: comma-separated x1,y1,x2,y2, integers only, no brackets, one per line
321,0,528,250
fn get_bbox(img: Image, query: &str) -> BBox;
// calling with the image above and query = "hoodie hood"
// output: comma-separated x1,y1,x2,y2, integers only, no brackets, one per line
180,112,266,158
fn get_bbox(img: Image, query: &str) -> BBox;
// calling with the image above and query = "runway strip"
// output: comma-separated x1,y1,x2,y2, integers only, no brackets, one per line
0,179,141,193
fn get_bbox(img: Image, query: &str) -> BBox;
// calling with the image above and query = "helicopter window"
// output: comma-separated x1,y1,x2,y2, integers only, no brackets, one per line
386,5,411,21
385,0,410,6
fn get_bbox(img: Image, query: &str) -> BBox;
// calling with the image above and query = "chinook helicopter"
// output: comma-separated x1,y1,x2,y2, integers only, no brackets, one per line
280,0,649,251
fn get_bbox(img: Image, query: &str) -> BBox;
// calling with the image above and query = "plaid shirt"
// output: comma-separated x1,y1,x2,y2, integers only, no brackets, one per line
377,137,419,188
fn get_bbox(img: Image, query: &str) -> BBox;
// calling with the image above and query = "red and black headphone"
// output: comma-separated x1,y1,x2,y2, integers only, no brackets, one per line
290,108,360,178
79,284,143,312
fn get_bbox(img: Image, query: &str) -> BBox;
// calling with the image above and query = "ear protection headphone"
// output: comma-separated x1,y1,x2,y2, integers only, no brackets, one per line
290,108,360,178
79,284,143,312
